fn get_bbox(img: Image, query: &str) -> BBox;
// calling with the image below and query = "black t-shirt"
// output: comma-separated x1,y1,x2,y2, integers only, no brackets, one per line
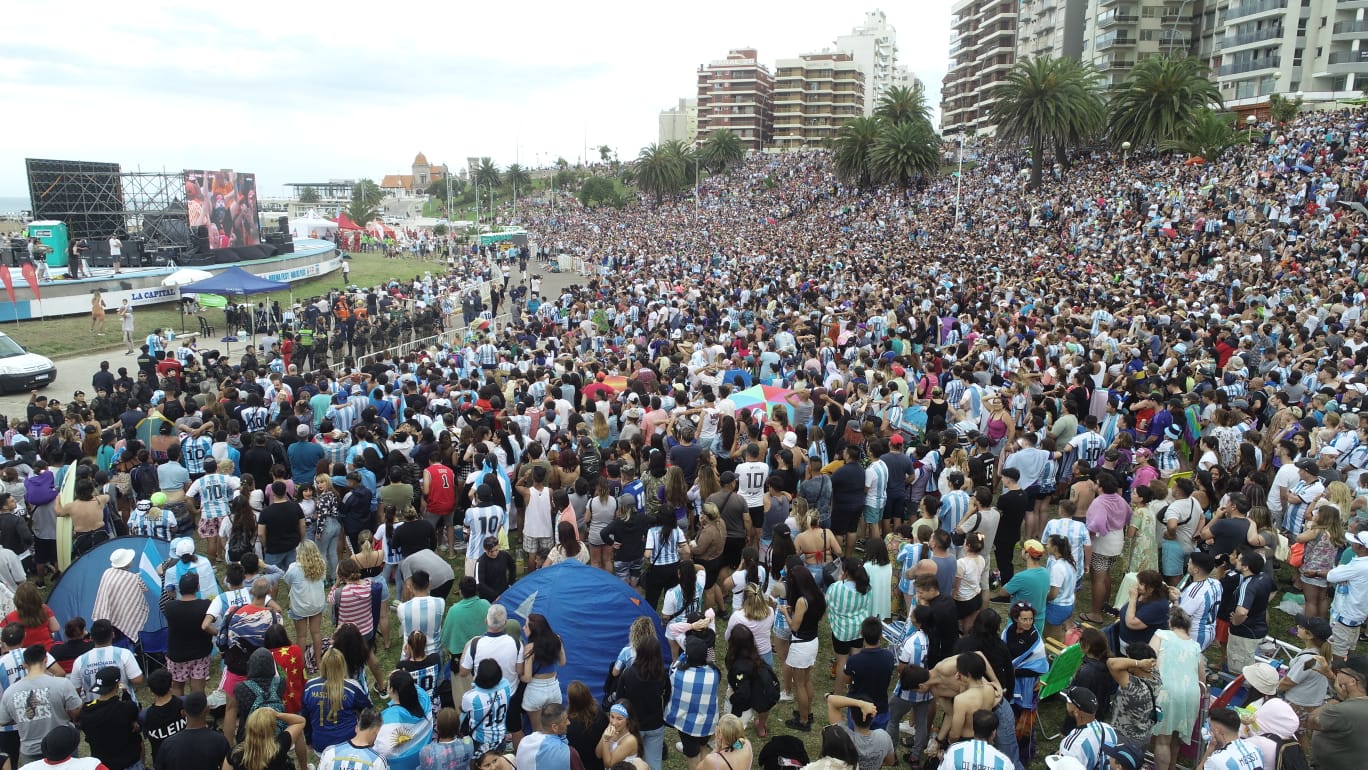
994,489,1031,546
1218,570,1241,620
158,727,231,770
260,501,304,554
843,647,896,713
474,552,517,601
1208,517,1252,560
229,733,292,770
163,599,213,662
141,697,185,758
881,452,912,501
925,594,960,667
391,518,437,560
954,635,1014,693
831,463,866,511
1231,571,1275,639
81,696,143,770
668,443,704,484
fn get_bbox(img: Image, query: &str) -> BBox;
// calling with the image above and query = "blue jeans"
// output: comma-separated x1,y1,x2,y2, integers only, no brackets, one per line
641,726,665,770
995,698,1025,770
315,517,341,580
265,550,296,570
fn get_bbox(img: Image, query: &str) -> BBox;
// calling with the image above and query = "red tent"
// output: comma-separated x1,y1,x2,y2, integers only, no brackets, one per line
333,213,364,231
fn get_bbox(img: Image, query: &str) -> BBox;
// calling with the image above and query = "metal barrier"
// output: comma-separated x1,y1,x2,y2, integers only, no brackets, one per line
301,311,514,378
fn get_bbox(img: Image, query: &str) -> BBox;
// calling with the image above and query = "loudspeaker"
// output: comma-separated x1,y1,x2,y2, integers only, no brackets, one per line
277,216,288,233
276,241,294,255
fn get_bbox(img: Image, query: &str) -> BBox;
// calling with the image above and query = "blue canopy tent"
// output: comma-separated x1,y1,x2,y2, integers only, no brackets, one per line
496,561,666,701
48,535,171,654
178,266,290,350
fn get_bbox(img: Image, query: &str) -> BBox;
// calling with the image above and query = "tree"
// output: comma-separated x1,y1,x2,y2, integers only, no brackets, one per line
351,178,383,208
345,198,379,226
699,130,745,174
1268,93,1302,124
555,156,569,170
662,140,697,186
599,145,613,163
867,119,940,188
553,169,580,190
474,157,501,190
298,186,320,204
634,143,688,203
433,223,448,236
505,164,531,197
1160,109,1240,160
579,176,621,208
874,83,932,127
1109,55,1222,149
833,116,884,188
990,56,1105,190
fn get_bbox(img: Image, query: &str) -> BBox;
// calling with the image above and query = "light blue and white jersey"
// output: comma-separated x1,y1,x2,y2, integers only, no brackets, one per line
1180,577,1223,650
461,679,514,752
398,596,446,657
70,645,143,701
1059,720,1118,770
938,739,1014,770
190,472,239,521
1205,739,1264,770
938,490,972,534
894,629,932,703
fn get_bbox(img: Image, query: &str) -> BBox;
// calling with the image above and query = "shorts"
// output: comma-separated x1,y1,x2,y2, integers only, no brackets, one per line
722,537,745,570
748,506,765,530
522,677,562,712
862,505,884,525
614,559,643,581
1215,619,1230,645
1160,540,1188,577
701,556,725,589
198,515,221,539
33,538,55,566
831,507,860,536
884,498,908,521
425,511,453,530
1090,552,1119,575
955,595,983,619
523,535,554,555
222,670,247,697
1024,485,1042,502
167,655,211,682
680,733,709,757
506,681,527,733
1046,602,1073,626
831,634,859,655
787,637,818,669
1331,620,1362,658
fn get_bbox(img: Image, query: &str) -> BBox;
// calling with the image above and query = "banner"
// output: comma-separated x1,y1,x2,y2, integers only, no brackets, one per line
20,262,40,300
0,269,14,306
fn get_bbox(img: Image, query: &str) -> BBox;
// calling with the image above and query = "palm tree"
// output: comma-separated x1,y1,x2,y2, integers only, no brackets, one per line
505,164,531,197
634,143,687,203
699,130,746,173
345,198,379,226
990,56,1105,190
351,178,383,208
833,116,884,188
1109,55,1222,149
1268,93,1302,125
474,157,502,190
868,120,940,188
874,83,932,127
662,140,697,185
1160,109,1240,160
298,186,320,204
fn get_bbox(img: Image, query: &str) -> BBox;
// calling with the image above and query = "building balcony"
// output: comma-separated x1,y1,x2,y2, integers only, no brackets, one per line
1222,26,1284,48
1218,54,1281,75
1225,0,1288,21
1095,32,1139,48
1327,49,1368,65
1094,54,1137,69
1332,20,1368,39
1097,9,1140,26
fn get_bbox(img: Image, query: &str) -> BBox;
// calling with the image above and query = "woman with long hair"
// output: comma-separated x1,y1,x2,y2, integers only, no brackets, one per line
825,557,872,689
693,502,728,610
642,510,685,609
1297,504,1346,620
547,519,589,565
227,707,306,770
612,636,670,770
660,466,690,530
4,582,57,650
1106,642,1161,746
805,724,860,770
377,670,433,770
351,528,389,646
702,713,753,770
661,560,706,660
726,583,776,665
396,630,443,719
597,701,644,767
283,539,327,673
863,536,893,622
566,680,610,770
1062,627,1116,733
225,492,259,562
521,613,568,733
781,555,827,731
586,477,618,571
724,624,777,738
1045,534,1077,643
312,473,342,582
721,545,769,613
1151,607,1204,770
301,647,372,752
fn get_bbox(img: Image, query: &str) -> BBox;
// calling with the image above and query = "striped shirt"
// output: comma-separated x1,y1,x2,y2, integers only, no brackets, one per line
894,630,932,703
334,581,376,636
646,526,685,567
1155,440,1181,475
1060,720,1118,770
399,596,445,657
825,579,873,642
939,490,972,535
128,506,177,541
1205,739,1263,770
461,680,514,753
1068,431,1106,466
938,739,1014,770
319,740,389,770
188,473,239,520
1180,577,1223,650
1041,518,1091,578
666,663,721,738
70,645,143,700
865,459,889,510
1284,478,1324,535
180,435,213,475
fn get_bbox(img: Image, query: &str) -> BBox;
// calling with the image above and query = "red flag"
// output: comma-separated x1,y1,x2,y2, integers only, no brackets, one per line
19,263,39,300
0,268,14,306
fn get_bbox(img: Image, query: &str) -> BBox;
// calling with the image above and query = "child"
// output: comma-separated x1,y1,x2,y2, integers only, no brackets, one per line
896,524,932,614
890,605,934,763
419,708,474,770
1155,424,1183,478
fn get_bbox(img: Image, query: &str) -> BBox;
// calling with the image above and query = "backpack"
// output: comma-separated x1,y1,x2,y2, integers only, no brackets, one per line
241,675,285,715
748,660,782,713
578,441,602,478
1264,734,1310,770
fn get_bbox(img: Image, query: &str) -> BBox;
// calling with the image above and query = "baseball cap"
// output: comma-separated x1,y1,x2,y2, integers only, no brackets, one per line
889,434,905,446
1332,654,1368,681
41,725,79,762
90,665,121,696
174,538,195,557
719,471,738,485
1101,742,1146,770
1023,539,1046,558
1062,686,1098,714
1347,531,1368,548
1294,613,1332,641
1164,425,1183,440
1320,445,1342,457
1297,459,1320,475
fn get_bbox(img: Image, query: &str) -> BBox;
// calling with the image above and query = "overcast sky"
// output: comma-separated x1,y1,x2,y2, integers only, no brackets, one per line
0,1,953,198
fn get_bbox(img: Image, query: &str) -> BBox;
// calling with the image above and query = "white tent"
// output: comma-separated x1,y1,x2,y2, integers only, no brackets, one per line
290,210,338,240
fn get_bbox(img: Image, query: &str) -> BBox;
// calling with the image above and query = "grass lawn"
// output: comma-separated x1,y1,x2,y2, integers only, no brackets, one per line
4,252,447,359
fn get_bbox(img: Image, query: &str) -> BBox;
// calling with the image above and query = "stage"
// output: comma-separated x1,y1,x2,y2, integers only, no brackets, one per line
0,238,341,322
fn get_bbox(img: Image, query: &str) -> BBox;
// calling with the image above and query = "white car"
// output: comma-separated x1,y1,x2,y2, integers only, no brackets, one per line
0,332,55,392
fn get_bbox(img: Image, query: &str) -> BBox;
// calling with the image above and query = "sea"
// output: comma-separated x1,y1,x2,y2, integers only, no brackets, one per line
0,196,32,217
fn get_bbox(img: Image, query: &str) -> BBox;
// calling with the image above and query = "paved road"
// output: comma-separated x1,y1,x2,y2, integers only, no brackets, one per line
0,259,587,418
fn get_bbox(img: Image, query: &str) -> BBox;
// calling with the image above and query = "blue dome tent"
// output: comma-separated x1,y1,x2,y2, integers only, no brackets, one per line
47,535,172,654
496,560,666,701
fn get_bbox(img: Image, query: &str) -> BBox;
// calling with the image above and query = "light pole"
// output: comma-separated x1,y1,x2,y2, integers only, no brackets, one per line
1019,167,1031,191
1121,141,1131,167
694,148,700,220
1246,114,1257,141
953,135,964,231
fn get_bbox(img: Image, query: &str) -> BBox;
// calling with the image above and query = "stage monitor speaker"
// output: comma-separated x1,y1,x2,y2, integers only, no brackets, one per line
278,216,288,233
276,241,294,255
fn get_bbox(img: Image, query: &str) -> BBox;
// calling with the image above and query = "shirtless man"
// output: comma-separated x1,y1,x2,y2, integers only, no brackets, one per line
55,478,111,558
925,651,1013,766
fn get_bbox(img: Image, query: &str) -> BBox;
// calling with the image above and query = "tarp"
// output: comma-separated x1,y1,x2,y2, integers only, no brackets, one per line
178,266,289,296
292,217,339,240
496,561,666,701
48,536,171,654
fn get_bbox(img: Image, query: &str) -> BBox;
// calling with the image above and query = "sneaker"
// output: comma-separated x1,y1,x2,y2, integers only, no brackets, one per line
674,742,684,753
779,691,795,702
783,715,811,732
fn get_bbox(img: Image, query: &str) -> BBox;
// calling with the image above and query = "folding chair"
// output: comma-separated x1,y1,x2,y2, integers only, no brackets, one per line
1034,643,1085,741
198,315,215,337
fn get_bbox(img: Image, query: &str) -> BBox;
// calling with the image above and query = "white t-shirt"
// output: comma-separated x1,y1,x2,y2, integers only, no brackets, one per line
735,461,769,508
1050,559,1078,606
460,632,521,684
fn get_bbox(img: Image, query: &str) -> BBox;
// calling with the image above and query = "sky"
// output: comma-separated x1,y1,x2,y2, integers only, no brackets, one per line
0,1,954,199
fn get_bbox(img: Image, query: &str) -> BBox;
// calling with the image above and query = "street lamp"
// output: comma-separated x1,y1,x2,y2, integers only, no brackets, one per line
1121,141,1131,167
1019,167,1031,191
1246,114,1257,141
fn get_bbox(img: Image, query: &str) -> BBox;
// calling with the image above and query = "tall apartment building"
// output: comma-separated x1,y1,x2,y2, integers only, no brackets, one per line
696,49,775,152
659,98,699,145
941,0,1018,136
1212,0,1368,105
772,51,866,151
836,10,919,114
1080,0,1198,88
1016,0,1089,60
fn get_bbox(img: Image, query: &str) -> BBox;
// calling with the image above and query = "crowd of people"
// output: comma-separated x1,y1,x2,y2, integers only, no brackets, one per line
1,105,1368,770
